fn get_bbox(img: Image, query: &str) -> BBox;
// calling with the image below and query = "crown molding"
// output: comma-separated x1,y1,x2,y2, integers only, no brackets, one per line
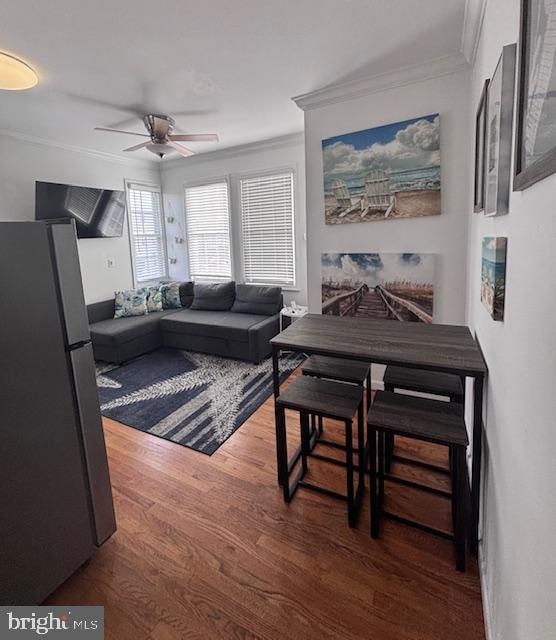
0,128,155,168
161,131,304,169
461,0,488,65
292,52,469,111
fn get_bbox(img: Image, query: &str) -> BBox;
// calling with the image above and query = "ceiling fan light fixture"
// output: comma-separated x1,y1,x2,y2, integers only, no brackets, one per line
0,51,38,90
147,142,169,158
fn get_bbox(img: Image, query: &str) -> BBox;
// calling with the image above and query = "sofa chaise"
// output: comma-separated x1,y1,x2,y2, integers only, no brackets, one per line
87,282,282,365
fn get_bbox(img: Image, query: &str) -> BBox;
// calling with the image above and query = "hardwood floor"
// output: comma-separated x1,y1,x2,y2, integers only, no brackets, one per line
47,371,485,640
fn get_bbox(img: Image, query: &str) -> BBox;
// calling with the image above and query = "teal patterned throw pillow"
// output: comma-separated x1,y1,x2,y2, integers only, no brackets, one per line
114,288,148,318
160,282,182,309
146,286,163,313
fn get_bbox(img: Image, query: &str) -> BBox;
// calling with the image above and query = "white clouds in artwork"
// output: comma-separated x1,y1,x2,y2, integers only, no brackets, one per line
321,253,434,288
323,115,440,177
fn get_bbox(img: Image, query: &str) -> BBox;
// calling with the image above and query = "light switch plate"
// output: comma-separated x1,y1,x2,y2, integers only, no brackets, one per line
106,258,116,268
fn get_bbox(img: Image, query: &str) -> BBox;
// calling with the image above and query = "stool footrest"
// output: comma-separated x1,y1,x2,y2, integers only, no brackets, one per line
309,450,367,473
382,511,454,541
383,473,452,498
392,454,450,475
298,482,348,502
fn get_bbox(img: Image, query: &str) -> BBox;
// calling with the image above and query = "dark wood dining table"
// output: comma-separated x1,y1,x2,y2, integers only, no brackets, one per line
270,313,487,553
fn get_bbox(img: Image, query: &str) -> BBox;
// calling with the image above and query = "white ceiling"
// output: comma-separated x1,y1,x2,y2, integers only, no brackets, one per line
0,0,467,161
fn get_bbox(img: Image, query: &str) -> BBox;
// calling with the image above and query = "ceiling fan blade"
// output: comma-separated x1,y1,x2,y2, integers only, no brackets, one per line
169,133,219,142
173,109,216,118
95,127,149,137
166,140,195,158
123,141,150,152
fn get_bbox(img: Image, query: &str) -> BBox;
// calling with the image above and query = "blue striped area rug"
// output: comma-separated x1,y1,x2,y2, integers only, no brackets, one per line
96,348,303,455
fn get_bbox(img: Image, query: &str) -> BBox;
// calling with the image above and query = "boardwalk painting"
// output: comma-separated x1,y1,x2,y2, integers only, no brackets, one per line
481,237,507,321
321,253,434,323
322,114,441,225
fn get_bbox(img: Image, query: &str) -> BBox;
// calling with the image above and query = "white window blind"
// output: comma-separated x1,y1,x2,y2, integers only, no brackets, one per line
240,171,295,286
184,180,232,280
126,183,167,283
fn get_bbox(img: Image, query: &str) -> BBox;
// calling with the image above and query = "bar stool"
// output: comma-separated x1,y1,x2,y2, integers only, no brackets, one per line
276,375,365,526
368,391,469,571
382,366,464,473
302,355,371,437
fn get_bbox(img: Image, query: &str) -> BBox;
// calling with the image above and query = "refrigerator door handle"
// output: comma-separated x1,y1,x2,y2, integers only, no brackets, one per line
69,343,117,544
66,339,92,352
49,221,91,347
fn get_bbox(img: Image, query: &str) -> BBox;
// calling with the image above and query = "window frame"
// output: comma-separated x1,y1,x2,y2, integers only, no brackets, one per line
237,167,297,290
125,179,168,286
183,175,234,282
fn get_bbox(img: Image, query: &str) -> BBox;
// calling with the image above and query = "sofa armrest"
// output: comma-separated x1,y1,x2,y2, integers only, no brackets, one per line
87,299,115,324
248,313,281,363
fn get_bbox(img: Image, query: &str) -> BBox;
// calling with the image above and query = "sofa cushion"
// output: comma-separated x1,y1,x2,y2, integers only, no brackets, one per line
231,284,282,316
190,281,236,311
160,309,268,343
179,281,194,308
114,288,148,318
160,282,182,309
90,310,177,347
146,286,163,313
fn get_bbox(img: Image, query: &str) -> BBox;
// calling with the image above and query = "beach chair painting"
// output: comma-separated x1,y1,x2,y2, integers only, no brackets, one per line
322,114,441,225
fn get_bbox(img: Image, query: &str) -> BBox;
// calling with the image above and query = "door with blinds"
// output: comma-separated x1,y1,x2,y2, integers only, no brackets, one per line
239,171,295,287
126,182,167,284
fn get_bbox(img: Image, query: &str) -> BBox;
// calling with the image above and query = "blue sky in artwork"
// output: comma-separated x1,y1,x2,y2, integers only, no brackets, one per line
321,253,433,287
322,114,438,150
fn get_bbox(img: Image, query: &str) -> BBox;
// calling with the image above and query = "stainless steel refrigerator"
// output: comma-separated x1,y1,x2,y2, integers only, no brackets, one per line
0,220,116,604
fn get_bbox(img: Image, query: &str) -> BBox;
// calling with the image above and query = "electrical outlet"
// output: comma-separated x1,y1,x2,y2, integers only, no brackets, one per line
106,258,116,269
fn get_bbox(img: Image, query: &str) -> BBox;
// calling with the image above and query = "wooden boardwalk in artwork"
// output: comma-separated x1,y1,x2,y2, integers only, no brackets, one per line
354,290,389,319
323,285,432,323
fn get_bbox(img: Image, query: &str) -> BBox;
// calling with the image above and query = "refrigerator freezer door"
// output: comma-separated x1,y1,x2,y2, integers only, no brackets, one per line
70,343,117,544
49,222,91,347
0,224,96,604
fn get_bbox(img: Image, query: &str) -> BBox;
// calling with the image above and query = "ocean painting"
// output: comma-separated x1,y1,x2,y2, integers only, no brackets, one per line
481,237,507,321
322,114,441,225
321,253,434,322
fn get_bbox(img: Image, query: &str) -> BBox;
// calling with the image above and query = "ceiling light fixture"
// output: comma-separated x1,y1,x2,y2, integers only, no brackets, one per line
0,51,38,90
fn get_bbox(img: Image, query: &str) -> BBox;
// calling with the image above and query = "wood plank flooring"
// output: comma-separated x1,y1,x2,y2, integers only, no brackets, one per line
47,371,485,640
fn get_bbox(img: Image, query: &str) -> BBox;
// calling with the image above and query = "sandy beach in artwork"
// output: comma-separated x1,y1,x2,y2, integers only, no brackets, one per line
325,188,440,224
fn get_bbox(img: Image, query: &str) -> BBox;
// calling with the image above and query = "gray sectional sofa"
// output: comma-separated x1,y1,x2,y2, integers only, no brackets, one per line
87,282,282,365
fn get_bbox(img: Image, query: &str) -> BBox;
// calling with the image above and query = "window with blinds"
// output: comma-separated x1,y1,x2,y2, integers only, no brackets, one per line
126,183,167,283
184,180,232,280
240,171,295,287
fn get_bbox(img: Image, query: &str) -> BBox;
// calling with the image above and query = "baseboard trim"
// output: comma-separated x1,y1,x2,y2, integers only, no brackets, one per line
479,544,494,640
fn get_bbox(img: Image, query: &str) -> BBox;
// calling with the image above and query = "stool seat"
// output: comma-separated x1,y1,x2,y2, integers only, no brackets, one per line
368,391,468,447
302,355,370,385
368,391,469,571
277,376,363,421
383,366,463,397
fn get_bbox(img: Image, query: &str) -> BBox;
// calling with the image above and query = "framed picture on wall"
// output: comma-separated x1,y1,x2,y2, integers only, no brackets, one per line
474,79,489,212
485,43,517,217
481,237,507,321
514,0,556,191
321,115,441,225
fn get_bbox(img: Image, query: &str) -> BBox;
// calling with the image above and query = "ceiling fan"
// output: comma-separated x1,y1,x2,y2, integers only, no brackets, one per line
95,114,218,158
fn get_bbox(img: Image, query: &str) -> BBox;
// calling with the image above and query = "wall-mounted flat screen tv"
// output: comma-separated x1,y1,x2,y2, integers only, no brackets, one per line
35,181,126,238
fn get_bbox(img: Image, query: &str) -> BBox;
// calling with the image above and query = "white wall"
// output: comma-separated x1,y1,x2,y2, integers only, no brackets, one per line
302,68,470,326
466,2,556,639
161,134,307,305
0,134,160,303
